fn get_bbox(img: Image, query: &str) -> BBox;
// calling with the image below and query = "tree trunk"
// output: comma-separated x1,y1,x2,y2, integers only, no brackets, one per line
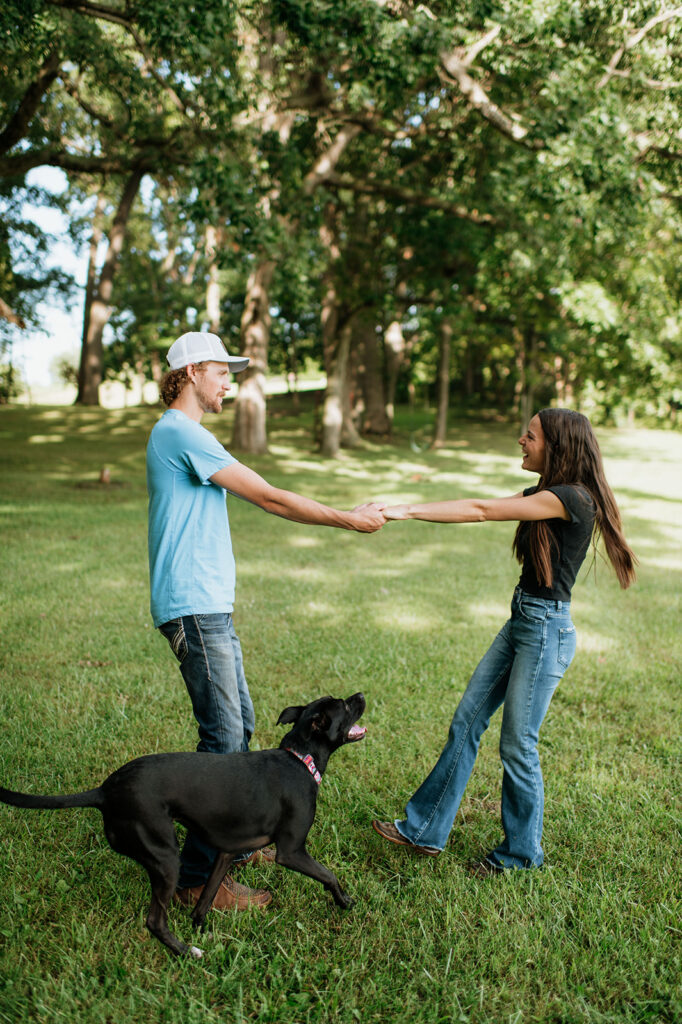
553,354,575,407
205,225,223,333
464,341,475,398
512,326,524,421
231,259,275,453
341,320,361,448
322,317,355,457
433,319,452,446
319,203,343,457
150,350,163,399
358,316,389,435
76,191,106,404
287,324,300,413
384,320,405,430
514,325,536,429
76,170,143,405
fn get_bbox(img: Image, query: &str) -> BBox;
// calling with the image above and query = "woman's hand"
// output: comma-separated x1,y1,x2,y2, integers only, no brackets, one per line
383,505,411,520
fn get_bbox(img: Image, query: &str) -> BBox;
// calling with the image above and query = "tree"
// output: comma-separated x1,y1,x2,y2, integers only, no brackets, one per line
3,0,681,429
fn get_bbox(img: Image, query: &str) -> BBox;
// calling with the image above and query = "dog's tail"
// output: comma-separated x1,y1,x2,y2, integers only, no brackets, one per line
0,785,104,811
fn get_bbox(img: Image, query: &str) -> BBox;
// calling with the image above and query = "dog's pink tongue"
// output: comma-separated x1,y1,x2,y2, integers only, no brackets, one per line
348,725,367,740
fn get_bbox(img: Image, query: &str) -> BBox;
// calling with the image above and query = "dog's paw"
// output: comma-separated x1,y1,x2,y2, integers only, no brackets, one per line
189,946,204,959
339,893,355,910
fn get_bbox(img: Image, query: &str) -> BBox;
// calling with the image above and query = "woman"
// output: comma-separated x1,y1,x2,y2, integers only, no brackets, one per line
373,409,636,874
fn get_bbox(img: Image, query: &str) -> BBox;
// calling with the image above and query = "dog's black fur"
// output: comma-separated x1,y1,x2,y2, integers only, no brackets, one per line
0,692,366,957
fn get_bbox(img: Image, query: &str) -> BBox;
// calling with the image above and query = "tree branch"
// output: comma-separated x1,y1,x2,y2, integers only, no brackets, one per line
374,5,539,149
46,0,208,125
439,49,542,149
0,298,26,329
461,24,502,67
44,0,132,30
0,49,61,156
125,23,211,126
598,6,682,88
324,172,498,225
602,68,681,90
636,141,682,163
0,148,150,177
304,125,363,194
59,75,118,130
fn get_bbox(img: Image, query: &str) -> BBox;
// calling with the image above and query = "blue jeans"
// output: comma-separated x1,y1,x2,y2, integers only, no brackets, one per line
159,613,255,887
395,588,577,869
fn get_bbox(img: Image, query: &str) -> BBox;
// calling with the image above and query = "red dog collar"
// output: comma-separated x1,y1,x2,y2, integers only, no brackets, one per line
285,748,322,785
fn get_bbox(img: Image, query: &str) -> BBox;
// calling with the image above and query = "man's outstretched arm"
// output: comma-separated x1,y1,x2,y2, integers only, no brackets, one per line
211,462,386,533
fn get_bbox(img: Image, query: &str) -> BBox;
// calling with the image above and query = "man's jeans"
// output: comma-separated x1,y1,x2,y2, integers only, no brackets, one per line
395,588,577,869
159,612,255,887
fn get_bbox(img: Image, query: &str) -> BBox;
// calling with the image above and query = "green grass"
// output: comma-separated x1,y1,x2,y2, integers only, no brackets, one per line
0,399,680,1024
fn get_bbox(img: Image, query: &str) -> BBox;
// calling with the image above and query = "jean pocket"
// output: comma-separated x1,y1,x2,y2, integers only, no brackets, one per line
163,619,188,664
195,613,230,631
558,625,577,668
519,598,548,622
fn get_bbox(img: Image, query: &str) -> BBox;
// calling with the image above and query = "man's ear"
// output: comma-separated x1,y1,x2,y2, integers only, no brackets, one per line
277,705,304,726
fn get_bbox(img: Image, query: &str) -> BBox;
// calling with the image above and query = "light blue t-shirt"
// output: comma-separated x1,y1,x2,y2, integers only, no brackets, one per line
146,409,237,627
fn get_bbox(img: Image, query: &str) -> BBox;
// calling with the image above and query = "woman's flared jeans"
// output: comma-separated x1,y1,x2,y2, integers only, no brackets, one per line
396,588,577,869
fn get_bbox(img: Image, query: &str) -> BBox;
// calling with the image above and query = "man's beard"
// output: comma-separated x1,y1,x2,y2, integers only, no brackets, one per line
195,379,223,414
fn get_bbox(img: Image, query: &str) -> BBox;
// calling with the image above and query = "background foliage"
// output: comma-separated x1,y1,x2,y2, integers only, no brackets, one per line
1,1,681,423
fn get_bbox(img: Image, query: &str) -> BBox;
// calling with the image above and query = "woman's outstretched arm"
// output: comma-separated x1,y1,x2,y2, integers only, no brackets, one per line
384,490,569,524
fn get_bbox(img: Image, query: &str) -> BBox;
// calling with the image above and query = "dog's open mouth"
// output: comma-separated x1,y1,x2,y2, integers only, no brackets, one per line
346,724,367,742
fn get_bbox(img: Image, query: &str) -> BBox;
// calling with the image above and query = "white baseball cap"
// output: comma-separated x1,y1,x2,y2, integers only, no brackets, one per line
166,331,250,372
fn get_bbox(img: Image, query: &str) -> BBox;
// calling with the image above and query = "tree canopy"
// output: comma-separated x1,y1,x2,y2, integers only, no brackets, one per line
1,1,680,436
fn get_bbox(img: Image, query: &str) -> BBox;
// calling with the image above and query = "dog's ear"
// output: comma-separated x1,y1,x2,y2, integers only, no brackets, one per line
277,705,305,726
310,711,332,733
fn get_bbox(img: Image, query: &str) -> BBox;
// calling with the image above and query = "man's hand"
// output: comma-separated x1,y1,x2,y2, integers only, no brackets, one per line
349,502,387,533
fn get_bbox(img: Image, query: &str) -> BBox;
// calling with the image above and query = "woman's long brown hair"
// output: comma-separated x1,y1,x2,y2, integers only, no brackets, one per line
512,408,637,589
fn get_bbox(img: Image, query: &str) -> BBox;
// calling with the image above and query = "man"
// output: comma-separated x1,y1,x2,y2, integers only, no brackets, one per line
146,331,385,911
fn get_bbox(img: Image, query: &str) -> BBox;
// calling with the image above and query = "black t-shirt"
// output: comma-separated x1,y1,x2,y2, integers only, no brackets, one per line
516,484,596,602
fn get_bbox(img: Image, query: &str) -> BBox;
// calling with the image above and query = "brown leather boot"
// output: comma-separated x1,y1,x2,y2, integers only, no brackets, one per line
236,846,276,866
174,875,272,911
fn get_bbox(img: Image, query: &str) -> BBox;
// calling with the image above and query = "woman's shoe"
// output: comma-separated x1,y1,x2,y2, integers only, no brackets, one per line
468,858,504,878
372,819,440,857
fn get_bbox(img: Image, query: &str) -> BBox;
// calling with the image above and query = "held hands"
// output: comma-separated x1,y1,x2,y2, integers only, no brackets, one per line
349,502,387,533
382,505,410,520
347,502,412,531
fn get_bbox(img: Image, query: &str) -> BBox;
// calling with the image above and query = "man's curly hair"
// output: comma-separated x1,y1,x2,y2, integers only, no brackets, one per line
159,368,190,407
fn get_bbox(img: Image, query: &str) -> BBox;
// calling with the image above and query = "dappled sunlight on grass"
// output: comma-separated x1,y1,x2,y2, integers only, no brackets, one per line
371,606,440,633
574,630,617,656
637,552,682,570
296,599,338,619
466,598,510,622
28,433,65,444
0,404,680,1024
286,534,324,549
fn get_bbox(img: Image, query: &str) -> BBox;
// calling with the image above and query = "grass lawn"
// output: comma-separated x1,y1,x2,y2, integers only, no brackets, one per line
0,398,680,1024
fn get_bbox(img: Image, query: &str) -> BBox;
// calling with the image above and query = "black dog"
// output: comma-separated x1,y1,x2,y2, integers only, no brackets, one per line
0,692,366,957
